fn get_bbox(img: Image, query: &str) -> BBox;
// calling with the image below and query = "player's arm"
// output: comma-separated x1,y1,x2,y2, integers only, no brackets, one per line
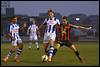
71,24,92,30
20,26,23,31
37,30,40,38
38,24,44,31
5,25,15,41
5,32,16,41
36,26,40,38
55,19,61,32
27,26,31,35
57,18,65,34
60,24,66,35
5,32,12,39
38,18,47,31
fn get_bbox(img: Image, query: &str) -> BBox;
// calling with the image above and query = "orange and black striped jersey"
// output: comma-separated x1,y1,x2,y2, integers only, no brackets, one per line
60,23,75,41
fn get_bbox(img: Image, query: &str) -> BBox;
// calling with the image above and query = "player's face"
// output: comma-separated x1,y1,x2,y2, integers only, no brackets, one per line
63,19,68,25
48,12,54,18
32,20,35,24
23,23,27,27
12,17,17,24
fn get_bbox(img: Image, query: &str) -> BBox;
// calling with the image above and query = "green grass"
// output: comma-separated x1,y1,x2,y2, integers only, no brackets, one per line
1,42,99,66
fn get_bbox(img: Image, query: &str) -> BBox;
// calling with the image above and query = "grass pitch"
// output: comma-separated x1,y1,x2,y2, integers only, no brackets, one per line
1,41,99,66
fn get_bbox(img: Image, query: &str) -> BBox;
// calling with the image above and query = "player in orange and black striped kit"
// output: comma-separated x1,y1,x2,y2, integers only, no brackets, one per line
53,16,92,63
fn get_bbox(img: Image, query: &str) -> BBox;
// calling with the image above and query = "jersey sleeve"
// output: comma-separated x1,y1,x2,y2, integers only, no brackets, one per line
70,24,80,28
28,25,31,30
70,24,75,28
56,19,60,25
43,18,47,25
27,25,31,32
36,25,38,30
6,24,10,34
9,25,13,33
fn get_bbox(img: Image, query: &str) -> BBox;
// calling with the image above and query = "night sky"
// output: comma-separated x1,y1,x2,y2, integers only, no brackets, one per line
10,1,99,16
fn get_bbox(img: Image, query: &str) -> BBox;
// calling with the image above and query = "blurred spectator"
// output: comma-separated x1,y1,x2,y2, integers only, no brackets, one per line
87,28,96,37
87,29,92,36
92,28,96,37
71,29,80,42
20,22,28,36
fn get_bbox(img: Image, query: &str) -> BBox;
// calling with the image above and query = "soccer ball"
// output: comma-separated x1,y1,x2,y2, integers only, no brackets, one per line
41,55,48,62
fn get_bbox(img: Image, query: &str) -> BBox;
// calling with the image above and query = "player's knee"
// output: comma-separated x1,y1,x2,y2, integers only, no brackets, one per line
12,46,17,51
55,43,60,50
18,43,23,48
49,39,54,45
70,45,77,51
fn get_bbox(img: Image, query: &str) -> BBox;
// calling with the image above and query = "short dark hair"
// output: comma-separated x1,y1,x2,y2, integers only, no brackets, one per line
48,9,55,14
11,16,17,19
62,16,68,20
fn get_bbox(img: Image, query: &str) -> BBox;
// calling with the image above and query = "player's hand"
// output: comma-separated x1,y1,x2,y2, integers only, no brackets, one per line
85,27,92,30
4,34,11,39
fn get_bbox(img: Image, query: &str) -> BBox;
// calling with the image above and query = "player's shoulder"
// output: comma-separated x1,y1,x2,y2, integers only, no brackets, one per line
55,18,59,20
44,18,49,22
29,24,32,26
16,23,19,26
34,24,38,27
52,17,59,21
9,23,14,27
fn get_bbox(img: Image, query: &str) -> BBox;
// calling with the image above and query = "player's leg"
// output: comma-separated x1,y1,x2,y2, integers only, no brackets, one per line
43,33,49,54
68,43,84,63
34,34,39,50
3,40,17,62
53,40,68,57
29,35,33,49
43,43,49,54
35,40,39,50
52,31,64,57
47,39,55,62
47,33,56,62
53,42,61,57
14,39,23,62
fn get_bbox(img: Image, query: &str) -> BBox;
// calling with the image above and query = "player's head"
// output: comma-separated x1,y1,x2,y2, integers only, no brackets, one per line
48,9,55,19
23,22,27,27
11,16,17,24
32,18,35,24
62,16,69,25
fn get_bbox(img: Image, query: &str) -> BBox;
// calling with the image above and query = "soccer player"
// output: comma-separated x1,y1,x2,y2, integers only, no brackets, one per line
27,18,40,50
20,22,28,36
3,16,23,62
53,16,92,63
38,9,60,62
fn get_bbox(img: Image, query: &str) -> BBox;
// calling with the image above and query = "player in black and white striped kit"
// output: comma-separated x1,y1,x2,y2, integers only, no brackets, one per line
39,9,60,62
3,16,23,62
27,18,40,50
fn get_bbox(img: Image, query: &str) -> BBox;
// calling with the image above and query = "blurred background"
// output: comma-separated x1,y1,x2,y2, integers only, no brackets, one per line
1,1,99,42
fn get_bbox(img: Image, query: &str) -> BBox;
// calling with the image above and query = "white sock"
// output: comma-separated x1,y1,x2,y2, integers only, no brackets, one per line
29,42,32,48
35,42,39,48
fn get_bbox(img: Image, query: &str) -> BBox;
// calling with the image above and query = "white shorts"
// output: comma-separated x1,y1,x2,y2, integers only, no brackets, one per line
30,33,38,41
12,36,22,46
43,32,56,43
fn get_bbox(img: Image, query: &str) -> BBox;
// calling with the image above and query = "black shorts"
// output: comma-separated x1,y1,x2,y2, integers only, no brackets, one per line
59,40,73,47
